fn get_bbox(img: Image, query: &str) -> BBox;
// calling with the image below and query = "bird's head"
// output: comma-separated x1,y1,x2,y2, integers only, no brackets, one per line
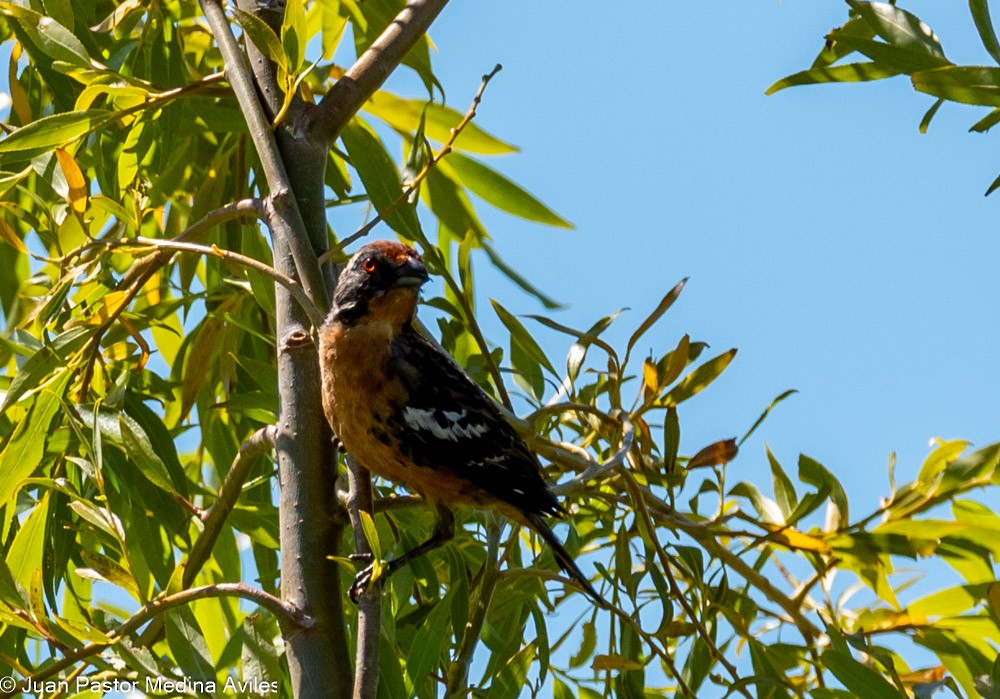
330,240,429,327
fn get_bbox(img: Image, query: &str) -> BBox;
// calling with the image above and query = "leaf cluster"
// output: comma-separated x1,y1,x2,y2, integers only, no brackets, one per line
0,1,998,698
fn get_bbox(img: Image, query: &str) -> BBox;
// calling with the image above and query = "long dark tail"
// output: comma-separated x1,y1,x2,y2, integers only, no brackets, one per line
527,513,607,608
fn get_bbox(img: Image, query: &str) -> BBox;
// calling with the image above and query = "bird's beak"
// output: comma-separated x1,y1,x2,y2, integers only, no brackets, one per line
392,256,429,288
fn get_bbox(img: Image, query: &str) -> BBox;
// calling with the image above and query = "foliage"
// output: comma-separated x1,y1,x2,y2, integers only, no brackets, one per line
0,1,998,698
770,0,1000,195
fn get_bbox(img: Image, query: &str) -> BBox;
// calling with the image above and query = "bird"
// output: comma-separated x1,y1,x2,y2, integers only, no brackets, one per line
318,239,604,606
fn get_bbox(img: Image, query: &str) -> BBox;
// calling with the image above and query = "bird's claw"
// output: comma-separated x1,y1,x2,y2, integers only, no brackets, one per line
349,562,379,603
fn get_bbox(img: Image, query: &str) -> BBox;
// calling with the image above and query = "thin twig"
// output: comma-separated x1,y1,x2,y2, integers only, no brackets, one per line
331,64,503,254
551,411,633,495
345,454,381,699
129,236,324,327
1,583,309,699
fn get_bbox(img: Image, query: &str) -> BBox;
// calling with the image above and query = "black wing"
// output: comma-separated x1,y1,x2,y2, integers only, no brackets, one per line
387,328,559,518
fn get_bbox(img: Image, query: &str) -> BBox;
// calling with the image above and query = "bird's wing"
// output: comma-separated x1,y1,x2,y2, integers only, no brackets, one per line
387,329,559,517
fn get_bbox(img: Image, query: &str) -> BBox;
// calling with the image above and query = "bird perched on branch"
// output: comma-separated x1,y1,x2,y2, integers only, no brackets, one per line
319,240,603,606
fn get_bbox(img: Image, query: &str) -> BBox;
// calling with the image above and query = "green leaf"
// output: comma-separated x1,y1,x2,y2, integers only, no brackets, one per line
663,406,679,474
78,550,141,600
490,299,557,378
124,395,188,497
767,61,903,95
812,15,878,68
446,151,571,227
970,107,1000,133
763,446,797,521
0,369,71,510
799,454,849,528
740,389,798,446
341,119,421,239
918,438,970,484
165,606,217,681
908,584,983,619
0,345,60,414
481,242,562,310
847,1,945,57
748,640,793,699
420,163,486,239
0,110,111,161
826,34,949,73
364,91,518,154
0,4,91,68
569,620,597,668
971,0,1000,65
280,0,306,69
405,596,451,695
821,649,901,699
730,482,783,524
626,278,687,363
912,66,1000,107
359,510,381,560
241,615,281,689
7,495,49,589
233,9,289,71
661,348,736,407
119,412,182,497
918,97,944,134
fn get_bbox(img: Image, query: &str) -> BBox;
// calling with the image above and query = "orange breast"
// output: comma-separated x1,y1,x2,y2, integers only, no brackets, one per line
318,320,491,507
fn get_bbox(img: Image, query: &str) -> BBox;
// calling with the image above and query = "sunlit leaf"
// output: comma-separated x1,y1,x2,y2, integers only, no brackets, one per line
661,348,736,407
0,370,71,511
364,91,518,154
447,151,571,227
971,0,1000,64
913,66,1000,106
767,62,902,94
847,1,945,57
234,8,289,71
55,147,87,214
821,649,902,699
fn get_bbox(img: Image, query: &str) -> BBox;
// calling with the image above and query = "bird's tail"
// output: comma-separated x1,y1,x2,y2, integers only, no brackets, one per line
526,513,607,608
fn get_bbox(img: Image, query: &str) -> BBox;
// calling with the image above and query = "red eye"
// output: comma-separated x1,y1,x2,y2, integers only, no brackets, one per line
362,257,377,274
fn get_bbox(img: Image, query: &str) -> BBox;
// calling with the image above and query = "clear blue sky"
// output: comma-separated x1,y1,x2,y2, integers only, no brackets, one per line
377,0,1000,515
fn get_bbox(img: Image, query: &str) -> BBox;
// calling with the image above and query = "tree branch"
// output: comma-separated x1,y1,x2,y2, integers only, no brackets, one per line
198,0,328,312
304,0,451,143
345,454,381,699
2,583,309,699
129,237,325,327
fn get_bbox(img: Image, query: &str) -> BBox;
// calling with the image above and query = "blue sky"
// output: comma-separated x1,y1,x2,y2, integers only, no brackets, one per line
383,0,1000,515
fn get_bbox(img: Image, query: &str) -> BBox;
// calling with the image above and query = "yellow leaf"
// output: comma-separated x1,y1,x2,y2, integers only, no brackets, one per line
760,522,831,553
592,654,644,672
55,148,87,214
8,44,31,125
0,217,24,252
642,358,658,400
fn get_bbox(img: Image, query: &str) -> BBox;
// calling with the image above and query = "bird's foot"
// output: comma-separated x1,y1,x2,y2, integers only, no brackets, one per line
348,557,385,602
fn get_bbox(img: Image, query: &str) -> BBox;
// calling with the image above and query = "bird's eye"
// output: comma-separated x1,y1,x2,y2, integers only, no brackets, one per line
362,257,377,274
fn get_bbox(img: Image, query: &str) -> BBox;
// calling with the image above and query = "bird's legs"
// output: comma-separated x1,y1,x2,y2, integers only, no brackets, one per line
349,503,455,601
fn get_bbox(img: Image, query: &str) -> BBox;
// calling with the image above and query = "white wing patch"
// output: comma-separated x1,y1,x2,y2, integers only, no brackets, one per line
403,406,489,441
